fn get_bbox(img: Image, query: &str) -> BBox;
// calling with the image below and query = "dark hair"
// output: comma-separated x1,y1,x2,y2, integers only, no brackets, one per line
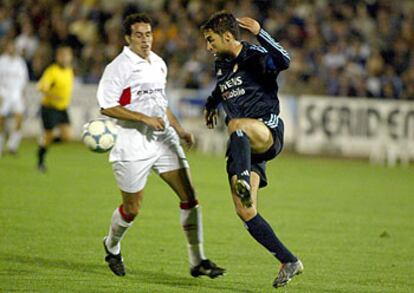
55,44,72,56
123,13,152,36
200,11,240,39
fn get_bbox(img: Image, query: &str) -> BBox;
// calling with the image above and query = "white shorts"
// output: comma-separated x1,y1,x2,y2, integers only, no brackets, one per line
0,96,24,116
112,141,189,193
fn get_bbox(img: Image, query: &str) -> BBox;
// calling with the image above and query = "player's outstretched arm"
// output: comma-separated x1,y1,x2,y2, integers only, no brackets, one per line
166,107,195,148
101,106,165,131
237,16,290,71
236,17,260,35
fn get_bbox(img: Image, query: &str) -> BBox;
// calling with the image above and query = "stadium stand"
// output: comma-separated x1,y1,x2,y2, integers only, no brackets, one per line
0,0,412,99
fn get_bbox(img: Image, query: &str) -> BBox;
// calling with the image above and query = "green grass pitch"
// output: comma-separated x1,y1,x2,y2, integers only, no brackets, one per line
1,140,413,292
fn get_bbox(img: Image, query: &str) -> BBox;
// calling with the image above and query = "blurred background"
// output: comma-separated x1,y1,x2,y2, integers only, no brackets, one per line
0,0,413,164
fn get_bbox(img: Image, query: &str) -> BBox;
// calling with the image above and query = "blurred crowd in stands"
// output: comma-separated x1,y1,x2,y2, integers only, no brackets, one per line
0,0,413,99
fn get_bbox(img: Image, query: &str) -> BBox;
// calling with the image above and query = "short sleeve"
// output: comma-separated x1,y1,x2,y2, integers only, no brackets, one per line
97,63,126,109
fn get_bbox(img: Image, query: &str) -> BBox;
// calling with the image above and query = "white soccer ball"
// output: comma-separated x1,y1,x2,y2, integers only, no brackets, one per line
82,118,118,153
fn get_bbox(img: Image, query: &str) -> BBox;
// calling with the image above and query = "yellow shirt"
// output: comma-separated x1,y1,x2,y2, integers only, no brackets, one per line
37,64,74,110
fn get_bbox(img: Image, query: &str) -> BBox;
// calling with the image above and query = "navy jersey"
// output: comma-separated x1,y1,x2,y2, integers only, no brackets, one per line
205,29,290,121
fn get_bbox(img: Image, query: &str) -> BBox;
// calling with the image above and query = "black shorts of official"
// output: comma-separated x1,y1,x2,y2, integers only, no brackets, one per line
41,105,70,130
226,117,284,188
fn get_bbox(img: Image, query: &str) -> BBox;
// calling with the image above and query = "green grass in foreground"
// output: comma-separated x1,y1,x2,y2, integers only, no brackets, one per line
0,140,413,292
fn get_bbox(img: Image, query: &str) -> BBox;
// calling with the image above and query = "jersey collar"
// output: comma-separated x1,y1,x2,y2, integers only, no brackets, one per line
215,42,248,65
123,46,152,64
234,41,248,63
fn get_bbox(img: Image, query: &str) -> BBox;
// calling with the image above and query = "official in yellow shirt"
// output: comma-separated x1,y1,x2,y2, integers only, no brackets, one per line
36,46,74,172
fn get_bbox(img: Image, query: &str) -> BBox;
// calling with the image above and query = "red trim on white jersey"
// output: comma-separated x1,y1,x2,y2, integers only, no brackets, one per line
119,87,131,106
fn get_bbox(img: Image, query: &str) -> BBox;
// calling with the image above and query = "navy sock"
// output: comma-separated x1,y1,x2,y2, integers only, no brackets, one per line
230,130,251,183
245,214,297,263
38,146,47,165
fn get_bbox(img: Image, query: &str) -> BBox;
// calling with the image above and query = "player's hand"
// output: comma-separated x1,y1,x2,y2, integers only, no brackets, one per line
180,131,195,149
204,109,217,129
236,17,261,35
144,116,165,131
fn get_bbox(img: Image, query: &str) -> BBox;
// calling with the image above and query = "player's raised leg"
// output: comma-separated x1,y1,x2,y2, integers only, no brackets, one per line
160,167,225,278
227,118,274,207
230,172,303,287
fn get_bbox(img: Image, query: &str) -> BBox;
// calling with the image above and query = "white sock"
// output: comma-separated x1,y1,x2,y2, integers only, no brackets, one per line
7,131,22,152
0,132,4,155
105,207,133,255
180,205,206,267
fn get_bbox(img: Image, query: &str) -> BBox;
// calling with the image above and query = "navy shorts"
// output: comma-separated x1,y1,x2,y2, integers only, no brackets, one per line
226,117,284,188
41,106,70,130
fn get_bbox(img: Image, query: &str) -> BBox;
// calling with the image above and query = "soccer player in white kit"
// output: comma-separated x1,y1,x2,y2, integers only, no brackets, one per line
0,40,29,156
97,13,225,278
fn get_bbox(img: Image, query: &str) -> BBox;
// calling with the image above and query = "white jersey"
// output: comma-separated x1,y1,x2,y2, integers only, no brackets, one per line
97,46,179,162
0,54,28,101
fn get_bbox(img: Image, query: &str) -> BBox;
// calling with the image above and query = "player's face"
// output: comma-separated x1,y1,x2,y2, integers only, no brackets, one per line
126,22,153,59
203,30,231,58
56,48,73,68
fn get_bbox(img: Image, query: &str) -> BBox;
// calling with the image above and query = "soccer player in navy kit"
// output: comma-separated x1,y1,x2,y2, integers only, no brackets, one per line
201,12,303,288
